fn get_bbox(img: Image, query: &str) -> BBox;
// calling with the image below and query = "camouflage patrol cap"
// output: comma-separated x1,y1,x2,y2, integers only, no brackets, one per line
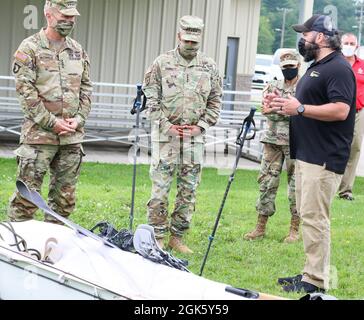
46,0,80,16
279,50,300,68
179,15,204,42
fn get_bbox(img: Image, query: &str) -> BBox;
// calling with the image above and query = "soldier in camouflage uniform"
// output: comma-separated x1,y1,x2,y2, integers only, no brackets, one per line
143,16,222,253
8,0,92,224
244,51,301,243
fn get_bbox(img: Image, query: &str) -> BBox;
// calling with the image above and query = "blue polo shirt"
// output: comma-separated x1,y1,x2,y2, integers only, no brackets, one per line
290,51,356,174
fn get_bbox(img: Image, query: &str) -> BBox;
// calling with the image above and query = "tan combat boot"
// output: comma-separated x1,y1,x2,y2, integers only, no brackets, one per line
243,215,268,240
157,238,165,250
283,216,300,243
168,235,193,254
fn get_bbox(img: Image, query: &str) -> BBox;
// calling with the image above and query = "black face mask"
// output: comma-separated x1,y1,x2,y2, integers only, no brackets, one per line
282,68,298,80
298,38,319,62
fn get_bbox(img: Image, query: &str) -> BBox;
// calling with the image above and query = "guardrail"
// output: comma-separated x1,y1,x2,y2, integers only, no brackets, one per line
0,75,266,162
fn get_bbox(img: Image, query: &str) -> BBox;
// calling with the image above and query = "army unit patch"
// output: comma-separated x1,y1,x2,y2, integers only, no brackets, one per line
144,70,152,85
13,63,21,74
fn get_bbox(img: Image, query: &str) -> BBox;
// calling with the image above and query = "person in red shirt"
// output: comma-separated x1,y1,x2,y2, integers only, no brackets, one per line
338,33,364,200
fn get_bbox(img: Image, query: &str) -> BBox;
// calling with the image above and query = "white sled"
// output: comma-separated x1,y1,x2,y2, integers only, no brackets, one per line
0,220,283,300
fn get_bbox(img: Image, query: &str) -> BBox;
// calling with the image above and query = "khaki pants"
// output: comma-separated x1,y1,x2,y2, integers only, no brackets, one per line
295,160,342,290
338,109,364,196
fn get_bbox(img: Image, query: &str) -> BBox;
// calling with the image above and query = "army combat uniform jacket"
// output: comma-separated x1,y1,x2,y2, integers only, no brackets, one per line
13,28,92,146
143,48,222,144
261,79,297,146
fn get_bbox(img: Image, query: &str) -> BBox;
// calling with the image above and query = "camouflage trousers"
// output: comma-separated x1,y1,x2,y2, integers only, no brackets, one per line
8,144,84,223
256,143,297,217
147,140,203,239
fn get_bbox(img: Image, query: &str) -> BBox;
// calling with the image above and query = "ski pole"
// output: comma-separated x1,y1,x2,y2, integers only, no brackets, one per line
129,84,144,231
199,107,256,276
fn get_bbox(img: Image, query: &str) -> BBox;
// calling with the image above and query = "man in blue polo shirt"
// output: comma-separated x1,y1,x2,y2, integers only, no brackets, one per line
266,15,356,293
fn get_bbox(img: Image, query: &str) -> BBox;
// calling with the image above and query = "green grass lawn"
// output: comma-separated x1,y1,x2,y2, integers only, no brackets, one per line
0,157,363,300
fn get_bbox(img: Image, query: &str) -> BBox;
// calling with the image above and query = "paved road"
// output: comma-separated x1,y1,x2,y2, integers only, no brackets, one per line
1,142,363,177
0,142,261,172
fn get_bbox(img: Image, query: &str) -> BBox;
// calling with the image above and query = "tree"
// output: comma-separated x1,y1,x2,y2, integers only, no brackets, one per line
258,0,359,54
259,0,298,53
264,0,292,12
257,16,275,54
314,0,357,34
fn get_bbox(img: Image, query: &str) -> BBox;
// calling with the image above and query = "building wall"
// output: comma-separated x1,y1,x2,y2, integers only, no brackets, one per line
225,0,261,92
0,0,261,87
75,0,229,84
0,0,45,77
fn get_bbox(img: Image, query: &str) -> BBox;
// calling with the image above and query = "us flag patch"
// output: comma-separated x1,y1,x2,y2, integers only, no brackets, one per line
14,51,29,64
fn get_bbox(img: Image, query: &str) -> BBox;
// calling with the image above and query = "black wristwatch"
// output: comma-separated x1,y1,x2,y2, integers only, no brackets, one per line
297,104,305,116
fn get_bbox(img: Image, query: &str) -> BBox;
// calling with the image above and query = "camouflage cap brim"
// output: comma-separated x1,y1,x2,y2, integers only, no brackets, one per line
60,8,80,16
180,31,201,43
280,59,299,68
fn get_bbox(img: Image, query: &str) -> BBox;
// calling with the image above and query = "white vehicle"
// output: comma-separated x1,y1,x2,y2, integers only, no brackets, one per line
252,54,274,87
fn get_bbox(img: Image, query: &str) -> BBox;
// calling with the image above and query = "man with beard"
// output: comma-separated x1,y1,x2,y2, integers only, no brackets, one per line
266,15,356,293
143,15,222,254
8,0,92,224
337,33,364,201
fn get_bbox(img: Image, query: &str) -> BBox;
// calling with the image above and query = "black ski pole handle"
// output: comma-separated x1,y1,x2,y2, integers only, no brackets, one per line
136,83,142,104
131,84,147,115
130,84,142,115
237,107,256,145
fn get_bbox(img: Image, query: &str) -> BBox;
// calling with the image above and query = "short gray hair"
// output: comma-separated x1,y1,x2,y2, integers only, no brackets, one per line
341,33,358,42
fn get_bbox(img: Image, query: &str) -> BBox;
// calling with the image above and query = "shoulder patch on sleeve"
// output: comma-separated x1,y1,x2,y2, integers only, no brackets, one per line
14,50,31,65
144,71,151,86
13,63,21,74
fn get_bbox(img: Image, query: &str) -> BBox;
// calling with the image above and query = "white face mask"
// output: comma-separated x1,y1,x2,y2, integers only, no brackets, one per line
342,45,356,57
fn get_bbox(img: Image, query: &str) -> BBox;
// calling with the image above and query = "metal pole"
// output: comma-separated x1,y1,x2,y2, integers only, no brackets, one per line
359,1,363,46
277,7,292,48
199,108,256,277
281,8,287,48
297,0,314,43
129,84,143,231
130,108,140,231
298,0,314,23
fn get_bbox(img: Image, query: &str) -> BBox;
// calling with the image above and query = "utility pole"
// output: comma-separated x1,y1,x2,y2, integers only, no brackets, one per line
358,0,364,46
297,0,314,43
277,7,293,48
